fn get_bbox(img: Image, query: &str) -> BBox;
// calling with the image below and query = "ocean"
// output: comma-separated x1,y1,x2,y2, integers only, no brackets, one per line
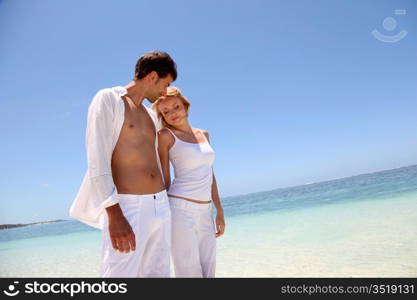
1,165,416,277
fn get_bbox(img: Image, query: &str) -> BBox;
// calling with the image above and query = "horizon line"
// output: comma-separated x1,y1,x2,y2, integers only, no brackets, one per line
1,163,416,226
223,162,417,199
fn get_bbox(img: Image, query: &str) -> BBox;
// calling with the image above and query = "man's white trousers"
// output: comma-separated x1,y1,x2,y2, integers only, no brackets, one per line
100,190,171,277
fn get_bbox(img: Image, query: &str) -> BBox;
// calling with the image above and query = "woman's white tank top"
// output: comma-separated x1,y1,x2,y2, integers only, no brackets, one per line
165,127,215,202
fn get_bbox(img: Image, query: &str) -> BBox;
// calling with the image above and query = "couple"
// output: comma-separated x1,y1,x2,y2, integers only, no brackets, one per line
69,51,225,278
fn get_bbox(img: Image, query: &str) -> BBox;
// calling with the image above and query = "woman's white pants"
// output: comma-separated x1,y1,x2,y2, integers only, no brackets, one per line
169,197,216,278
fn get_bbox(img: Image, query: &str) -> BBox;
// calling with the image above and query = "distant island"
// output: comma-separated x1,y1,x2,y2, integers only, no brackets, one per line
0,219,66,230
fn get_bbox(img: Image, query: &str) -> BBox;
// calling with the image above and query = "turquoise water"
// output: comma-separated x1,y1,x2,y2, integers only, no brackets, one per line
1,165,417,277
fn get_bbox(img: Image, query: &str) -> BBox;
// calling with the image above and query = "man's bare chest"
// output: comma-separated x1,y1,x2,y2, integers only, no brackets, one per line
119,101,156,142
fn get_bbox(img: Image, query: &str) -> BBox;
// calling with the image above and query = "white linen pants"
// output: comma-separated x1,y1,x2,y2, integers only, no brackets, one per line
100,190,171,277
169,197,216,278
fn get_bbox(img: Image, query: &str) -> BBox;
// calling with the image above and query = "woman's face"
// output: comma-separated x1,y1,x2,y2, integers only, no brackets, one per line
158,96,188,126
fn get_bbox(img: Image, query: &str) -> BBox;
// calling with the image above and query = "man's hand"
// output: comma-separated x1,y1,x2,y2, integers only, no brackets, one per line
106,204,136,253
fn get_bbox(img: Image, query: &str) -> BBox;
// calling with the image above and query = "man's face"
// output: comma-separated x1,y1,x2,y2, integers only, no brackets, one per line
158,96,187,126
147,73,174,103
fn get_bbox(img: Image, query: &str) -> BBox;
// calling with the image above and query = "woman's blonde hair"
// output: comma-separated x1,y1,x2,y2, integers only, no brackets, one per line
151,86,191,128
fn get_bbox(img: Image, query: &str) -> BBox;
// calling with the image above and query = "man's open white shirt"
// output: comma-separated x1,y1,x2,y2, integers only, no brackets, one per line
69,86,163,229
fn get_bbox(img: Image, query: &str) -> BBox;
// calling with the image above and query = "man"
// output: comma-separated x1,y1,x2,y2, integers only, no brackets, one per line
70,51,177,277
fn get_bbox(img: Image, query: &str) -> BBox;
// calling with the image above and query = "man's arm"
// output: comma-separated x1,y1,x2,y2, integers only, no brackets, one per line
86,90,135,253
86,90,119,208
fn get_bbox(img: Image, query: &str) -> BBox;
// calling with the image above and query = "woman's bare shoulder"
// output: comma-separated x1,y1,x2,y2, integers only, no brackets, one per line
158,128,175,147
194,127,208,134
195,128,210,141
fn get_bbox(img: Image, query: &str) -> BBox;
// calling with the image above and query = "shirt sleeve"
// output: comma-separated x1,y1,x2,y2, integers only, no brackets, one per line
85,89,119,209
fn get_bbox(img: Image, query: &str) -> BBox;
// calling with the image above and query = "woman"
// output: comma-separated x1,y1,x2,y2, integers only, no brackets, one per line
152,86,225,278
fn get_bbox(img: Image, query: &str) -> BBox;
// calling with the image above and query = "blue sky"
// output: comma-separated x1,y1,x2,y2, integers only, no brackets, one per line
0,0,416,223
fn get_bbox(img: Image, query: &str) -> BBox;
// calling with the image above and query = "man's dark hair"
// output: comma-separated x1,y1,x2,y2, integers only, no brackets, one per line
134,51,177,81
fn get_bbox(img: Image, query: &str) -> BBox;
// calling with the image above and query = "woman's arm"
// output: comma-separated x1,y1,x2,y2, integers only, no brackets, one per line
157,129,174,191
203,130,225,237
211,172,224,211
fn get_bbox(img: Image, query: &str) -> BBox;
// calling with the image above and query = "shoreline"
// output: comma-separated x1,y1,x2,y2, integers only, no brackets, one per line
0,219,66,230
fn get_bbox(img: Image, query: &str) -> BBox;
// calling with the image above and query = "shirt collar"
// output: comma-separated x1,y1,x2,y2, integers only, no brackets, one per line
112,86,152,111
112,86,128,97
